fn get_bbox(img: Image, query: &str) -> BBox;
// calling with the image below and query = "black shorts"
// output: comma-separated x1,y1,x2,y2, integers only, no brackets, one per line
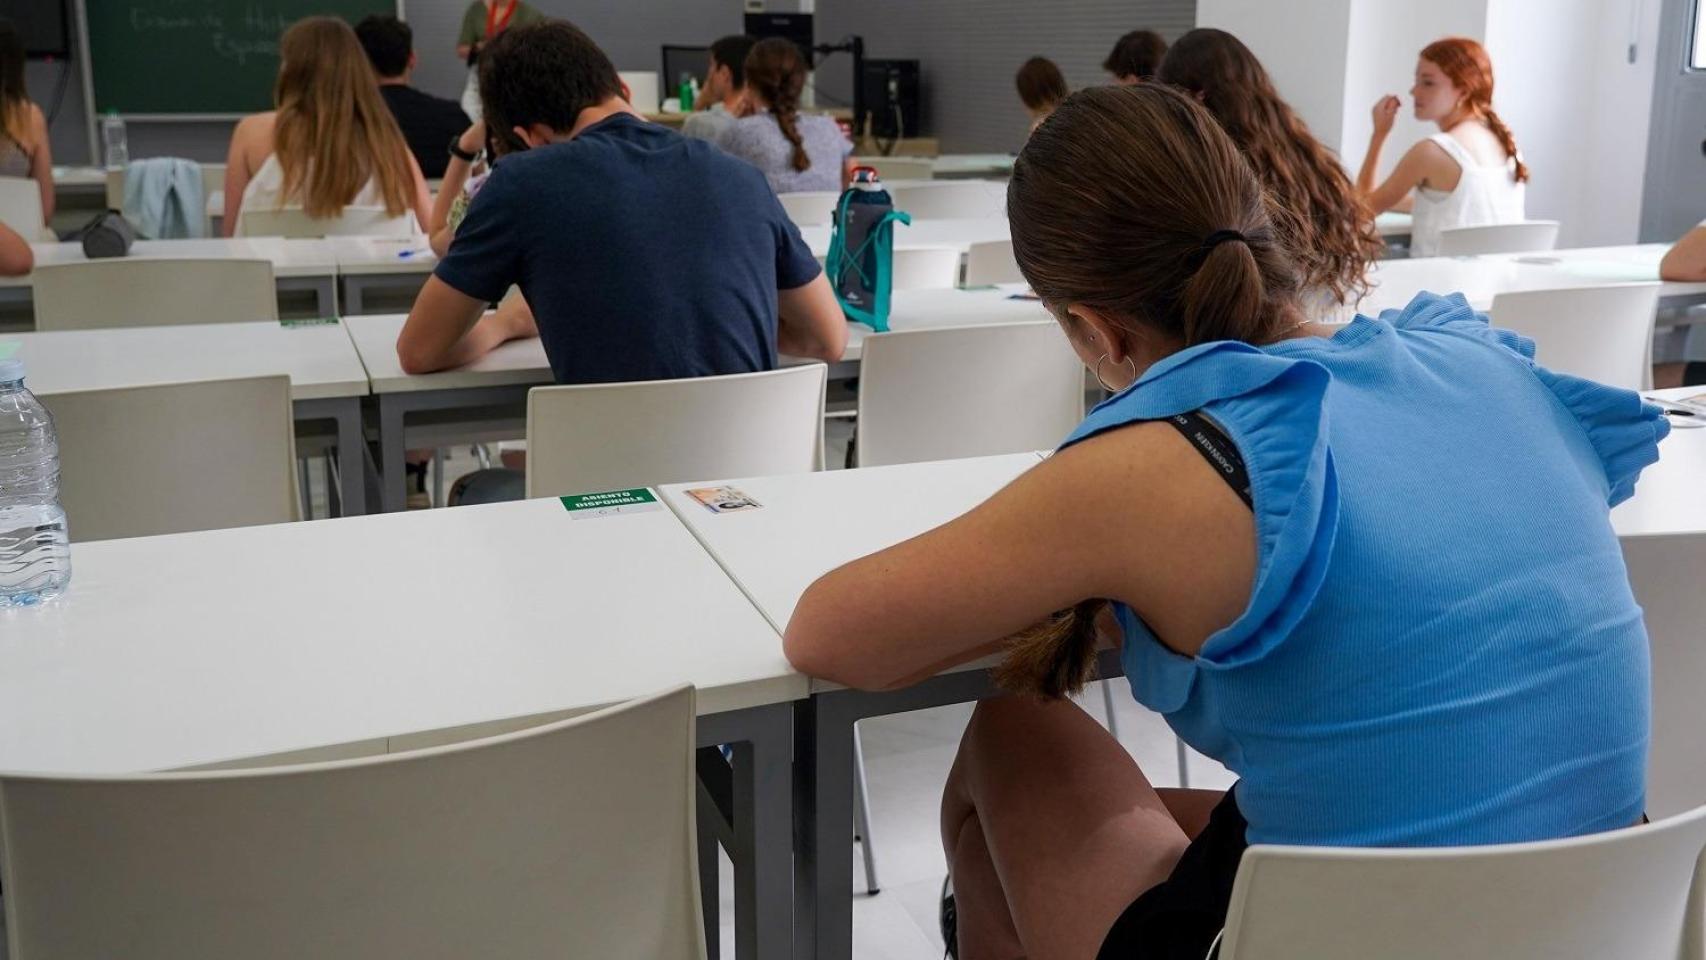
1097,787,1248,960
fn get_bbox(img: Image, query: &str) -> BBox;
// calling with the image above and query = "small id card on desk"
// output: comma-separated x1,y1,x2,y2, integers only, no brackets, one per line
685,486,762,514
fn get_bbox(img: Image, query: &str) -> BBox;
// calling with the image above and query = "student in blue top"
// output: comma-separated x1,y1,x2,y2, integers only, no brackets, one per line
784,84,1667,960
396,20,846,382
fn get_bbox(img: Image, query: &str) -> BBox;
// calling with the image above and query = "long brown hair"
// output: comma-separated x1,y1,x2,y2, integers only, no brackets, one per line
1159,28,1378,305
1420,36,1528,183
743,37,810,173
1015,57,1069,113
272,17,415,218
998,83,1307,699
0,21,32,152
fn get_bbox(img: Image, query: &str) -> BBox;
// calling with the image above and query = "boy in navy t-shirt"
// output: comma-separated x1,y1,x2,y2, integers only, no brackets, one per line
397,20,846,382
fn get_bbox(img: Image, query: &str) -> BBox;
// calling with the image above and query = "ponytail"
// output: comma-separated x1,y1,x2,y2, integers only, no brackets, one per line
1179,233,1271,344
743,37,812,173
993,599,1108,699
1480,108,1528,183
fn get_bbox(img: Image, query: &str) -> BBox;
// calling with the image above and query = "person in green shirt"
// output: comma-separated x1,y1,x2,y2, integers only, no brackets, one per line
455,0,545,119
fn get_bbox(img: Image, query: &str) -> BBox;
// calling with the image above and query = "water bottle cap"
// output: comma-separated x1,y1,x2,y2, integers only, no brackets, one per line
0,358,21,383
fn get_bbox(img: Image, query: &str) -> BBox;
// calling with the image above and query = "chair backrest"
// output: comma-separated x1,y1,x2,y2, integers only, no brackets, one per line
1437,220,1561,256
42,376,300,541
889,180,1004,219
199,162,226,197
620,70,661,111
235,204,412,238
0,175,48,241
1489,283,1660,390
1625,532,1706,820
0,685,705,960
855,157,936,180
525,364,827,498
856,320,1084,467
964,239,1023,286
779,190,843,228
32,258,278,331
1220,804,1706,960
891,246,962,290
104,168,125,209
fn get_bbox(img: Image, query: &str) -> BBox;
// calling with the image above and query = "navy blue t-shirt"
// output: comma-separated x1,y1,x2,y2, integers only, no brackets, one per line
434,113,822,385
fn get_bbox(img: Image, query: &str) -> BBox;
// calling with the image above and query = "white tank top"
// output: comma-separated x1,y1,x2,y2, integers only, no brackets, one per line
1408,133,1525,257
238,154,418,235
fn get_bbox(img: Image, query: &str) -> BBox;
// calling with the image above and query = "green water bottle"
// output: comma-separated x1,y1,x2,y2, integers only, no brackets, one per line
679,75,695,113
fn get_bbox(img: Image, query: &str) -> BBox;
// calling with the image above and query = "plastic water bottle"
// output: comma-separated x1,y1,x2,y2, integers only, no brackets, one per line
0,359,71,606
101,110,128,169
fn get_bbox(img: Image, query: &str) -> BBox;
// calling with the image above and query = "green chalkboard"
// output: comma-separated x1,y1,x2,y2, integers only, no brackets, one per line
87,1,398,116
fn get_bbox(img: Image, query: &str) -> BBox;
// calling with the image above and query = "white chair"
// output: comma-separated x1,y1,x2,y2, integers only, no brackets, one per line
0,174,51,240
32,258,277,331
199,163,226,235
42,376,300,542
779,190,843,228
524,364,827,499
1489,283,1660,390
891,246,963,290
1624,532,1706,820
1218,802,1706,959
620,70,661,112
964,239,1023,286
856,320,1083,468
235,204,413,238
0,685,705,960
1437,220,1561,256
104,167,124,209
854,156,936,180
889,181,1004,219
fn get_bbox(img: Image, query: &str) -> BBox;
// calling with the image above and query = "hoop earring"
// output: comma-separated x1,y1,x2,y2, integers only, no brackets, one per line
1094,353,1138,393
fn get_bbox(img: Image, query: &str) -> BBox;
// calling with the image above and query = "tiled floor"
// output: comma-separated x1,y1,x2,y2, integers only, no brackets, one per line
711,691,1237,959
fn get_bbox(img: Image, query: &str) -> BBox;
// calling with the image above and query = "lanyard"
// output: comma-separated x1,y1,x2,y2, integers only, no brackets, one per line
484,0,517,39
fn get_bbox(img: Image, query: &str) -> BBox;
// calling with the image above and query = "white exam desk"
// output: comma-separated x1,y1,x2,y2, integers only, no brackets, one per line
328,234,438,314
2,319,370,514
344,287,1051,512
0,236,339,321
1359,244,1706,317
0,497,800,960
658,453,1045,960
803,216,1010,260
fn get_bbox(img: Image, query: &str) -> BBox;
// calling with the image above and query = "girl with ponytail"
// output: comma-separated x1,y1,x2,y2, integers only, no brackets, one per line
786,81,1659,959
714,37,853,194
1355,36,1527,257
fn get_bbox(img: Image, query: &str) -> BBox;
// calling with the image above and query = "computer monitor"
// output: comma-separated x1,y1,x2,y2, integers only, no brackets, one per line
661,45,711,98
744,12,813,65
859,59,920,141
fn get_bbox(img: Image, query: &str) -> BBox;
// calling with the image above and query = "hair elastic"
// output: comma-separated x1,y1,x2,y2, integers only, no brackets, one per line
1201,229,1247,250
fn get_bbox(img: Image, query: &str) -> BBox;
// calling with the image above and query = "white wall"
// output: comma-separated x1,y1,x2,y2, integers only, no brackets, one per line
1195,0,1354,154
1485,0,1660,247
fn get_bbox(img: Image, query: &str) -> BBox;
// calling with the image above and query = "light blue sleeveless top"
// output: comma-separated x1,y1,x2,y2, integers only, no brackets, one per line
1060,292,1669,847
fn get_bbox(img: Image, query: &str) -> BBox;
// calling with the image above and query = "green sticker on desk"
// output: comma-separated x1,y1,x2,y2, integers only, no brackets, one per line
280,317,340,328
560,487,661,520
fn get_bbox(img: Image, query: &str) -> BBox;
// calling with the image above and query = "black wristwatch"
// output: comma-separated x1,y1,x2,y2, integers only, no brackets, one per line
448,137,478,163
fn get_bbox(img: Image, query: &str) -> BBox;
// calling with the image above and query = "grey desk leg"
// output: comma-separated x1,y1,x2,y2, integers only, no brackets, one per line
701,703,795,960
292,397,368,516
793,694,856,960
376,393,408,513
341,276,366,317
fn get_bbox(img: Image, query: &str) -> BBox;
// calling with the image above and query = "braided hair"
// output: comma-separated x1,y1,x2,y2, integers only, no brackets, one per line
1420,37,1528,183
744,37,810,172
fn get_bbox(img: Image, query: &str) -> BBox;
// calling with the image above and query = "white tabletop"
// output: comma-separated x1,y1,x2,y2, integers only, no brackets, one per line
803,217,1009,259
346,312,548,393
51,165,107,190
1614,387,1706,539
659,453,1040,643
2,320,369,401
928,154,1016,177
0,236,337,289
329,234,438,276
840,285,1051,361
1358,244,1706,316
0,497,797,774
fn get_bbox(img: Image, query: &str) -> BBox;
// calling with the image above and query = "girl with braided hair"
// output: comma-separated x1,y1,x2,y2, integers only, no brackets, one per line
1355,36,1527,257
714,37,852,194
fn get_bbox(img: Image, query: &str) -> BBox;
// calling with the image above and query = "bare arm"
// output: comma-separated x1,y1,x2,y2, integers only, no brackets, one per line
28,105,52,223
1360,141,1440,217
783,422,1255,691
776,272,848,362
407,152,433,234
398,276,535,374
0,220,32,276
429,123,484,256
1661,226,1706,281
